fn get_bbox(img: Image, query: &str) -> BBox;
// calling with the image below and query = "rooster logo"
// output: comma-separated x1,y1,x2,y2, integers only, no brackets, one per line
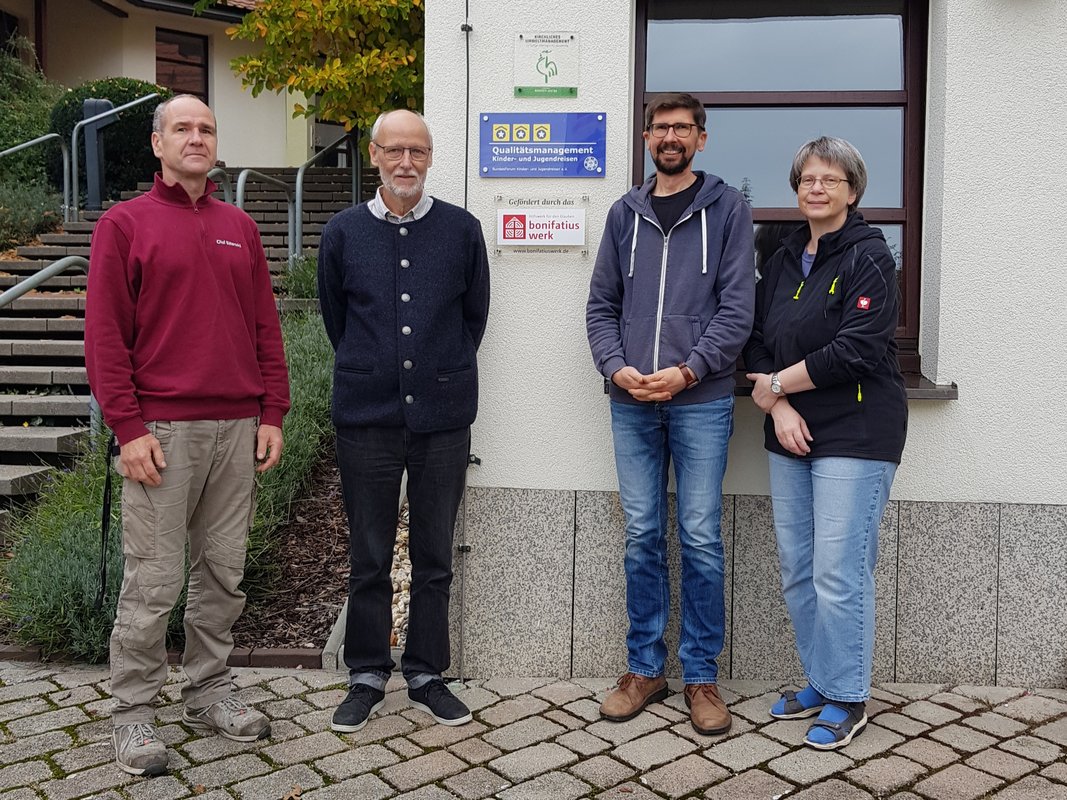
536,50,558,84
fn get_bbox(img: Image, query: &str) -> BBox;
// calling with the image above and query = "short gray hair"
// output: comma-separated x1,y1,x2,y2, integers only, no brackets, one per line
369,109,432,146
152,94,212,134
789,136,868,211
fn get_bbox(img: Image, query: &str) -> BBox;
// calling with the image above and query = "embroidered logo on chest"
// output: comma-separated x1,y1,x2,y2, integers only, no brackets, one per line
857,296,872,310
216,239,243,249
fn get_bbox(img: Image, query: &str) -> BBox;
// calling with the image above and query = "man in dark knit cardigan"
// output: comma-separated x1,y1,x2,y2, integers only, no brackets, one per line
318,110,490,732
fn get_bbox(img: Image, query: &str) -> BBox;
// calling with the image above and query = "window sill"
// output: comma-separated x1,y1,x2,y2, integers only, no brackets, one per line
731,371,957,400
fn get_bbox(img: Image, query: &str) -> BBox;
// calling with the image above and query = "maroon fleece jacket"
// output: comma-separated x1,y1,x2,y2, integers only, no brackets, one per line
85,174,290,445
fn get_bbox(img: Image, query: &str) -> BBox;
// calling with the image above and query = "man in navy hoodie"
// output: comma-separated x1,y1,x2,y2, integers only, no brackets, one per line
586,92,754,735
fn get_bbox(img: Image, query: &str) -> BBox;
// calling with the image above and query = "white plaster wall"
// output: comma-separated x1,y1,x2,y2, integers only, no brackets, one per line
423,0,1067,504
43,0,298,167
425,0,634,493
903,0,1067,503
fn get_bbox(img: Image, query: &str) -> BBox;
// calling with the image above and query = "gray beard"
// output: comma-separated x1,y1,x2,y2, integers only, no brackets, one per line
384,177,425,199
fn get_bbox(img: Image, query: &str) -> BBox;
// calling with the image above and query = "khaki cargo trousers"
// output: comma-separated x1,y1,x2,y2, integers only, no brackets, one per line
110,418,258,725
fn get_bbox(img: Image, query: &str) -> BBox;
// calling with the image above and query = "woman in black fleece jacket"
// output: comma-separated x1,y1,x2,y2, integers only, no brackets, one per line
743,137,908,751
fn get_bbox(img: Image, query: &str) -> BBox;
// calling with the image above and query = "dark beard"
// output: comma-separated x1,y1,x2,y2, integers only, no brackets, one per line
652,148,691,176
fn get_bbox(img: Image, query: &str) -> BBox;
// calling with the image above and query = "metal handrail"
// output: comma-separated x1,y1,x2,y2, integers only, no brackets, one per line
0,256,88,310
0,133,72,223
71,92,160,220
294,132,359,255
207,166,233,204
236,169,295,264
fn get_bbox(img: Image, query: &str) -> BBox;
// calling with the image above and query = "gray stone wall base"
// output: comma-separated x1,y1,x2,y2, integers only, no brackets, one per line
444,488,1067,688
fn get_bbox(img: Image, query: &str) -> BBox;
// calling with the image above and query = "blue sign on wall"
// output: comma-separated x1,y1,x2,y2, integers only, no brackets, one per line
480,112,606,178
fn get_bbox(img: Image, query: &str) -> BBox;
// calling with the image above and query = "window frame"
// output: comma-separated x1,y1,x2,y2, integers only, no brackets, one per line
155,27,209,104
634,0,929,373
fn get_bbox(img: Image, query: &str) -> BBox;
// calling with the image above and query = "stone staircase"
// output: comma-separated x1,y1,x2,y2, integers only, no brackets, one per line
0,166,360,516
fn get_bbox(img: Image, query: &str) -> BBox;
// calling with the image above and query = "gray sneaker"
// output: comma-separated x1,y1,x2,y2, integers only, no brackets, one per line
113,722,168,777
182,695,271,742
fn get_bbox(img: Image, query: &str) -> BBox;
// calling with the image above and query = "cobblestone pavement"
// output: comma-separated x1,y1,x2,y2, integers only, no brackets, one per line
3,661,1067,799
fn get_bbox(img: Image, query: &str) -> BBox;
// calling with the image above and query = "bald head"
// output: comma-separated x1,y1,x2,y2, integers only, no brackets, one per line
153,94,216,135
371,110,433,148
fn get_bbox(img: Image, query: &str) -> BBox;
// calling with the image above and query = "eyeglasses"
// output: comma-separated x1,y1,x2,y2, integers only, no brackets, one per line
372,143,432,162
798,175,850,190
647,122,703,138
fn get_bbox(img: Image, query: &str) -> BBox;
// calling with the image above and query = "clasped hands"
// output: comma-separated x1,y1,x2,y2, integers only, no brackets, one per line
612,365,688,402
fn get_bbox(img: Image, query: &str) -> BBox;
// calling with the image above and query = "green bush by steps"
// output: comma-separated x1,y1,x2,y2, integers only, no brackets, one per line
0,180,62,248
48,78,173,203
0,38,64,186
283,252,319,300
0,312,334,663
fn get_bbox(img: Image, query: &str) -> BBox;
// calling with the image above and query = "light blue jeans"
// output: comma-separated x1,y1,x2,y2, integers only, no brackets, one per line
768,452,897,703
610,397,733,684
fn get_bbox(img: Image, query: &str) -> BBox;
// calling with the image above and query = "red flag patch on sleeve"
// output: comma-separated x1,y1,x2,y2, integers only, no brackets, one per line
857,296,872,310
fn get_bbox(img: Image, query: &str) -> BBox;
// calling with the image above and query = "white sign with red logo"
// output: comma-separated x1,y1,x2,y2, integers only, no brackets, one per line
497,208,586,246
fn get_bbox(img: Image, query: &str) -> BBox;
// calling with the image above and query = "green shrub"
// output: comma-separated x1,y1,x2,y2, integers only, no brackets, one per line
241,312,333,595
282,252,319,299
0,38,64,185
48,78,172,202
0,311,334,662
0,180,61,248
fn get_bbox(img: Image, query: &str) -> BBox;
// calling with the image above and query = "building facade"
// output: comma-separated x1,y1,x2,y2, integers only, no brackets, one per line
424,0,1067,687
0,0,310,166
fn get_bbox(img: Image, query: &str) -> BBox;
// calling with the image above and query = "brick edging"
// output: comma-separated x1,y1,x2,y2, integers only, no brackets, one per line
0,644,324,669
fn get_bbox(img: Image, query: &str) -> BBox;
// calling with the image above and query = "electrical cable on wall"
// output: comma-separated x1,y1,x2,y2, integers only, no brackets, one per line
461,4,472,209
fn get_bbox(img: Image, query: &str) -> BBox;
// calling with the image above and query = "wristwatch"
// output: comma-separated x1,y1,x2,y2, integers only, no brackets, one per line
770,372,783,395
677,362,698,388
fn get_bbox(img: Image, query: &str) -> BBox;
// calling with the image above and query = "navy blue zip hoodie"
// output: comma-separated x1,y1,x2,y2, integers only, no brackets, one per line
586,171,755,405
743,212,908,462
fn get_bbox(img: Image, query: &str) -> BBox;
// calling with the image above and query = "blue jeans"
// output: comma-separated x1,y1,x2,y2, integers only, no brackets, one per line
768,453,897,703
610,397,733,684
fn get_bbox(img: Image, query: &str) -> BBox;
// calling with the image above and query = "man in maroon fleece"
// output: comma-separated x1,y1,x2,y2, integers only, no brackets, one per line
85,94,290,777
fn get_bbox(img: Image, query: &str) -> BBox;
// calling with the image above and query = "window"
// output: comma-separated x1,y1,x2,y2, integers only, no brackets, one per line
637,0,928,372
156,29,208,103
1,11,19,52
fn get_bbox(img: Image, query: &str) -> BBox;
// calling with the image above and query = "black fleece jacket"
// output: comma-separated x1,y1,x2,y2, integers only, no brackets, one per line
743,212,907,463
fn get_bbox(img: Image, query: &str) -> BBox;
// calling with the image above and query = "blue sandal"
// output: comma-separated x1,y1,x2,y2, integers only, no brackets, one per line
804,702,867,750
770,686,825,720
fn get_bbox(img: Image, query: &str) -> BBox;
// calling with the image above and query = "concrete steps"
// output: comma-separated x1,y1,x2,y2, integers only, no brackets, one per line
0,426,88,454
0,318,84,335
0,339,85,358
0,464,54,496
0,274,86,290
0,394,91,417
0,365,88,386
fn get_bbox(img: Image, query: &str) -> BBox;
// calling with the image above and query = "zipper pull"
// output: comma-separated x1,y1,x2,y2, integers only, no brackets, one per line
857,382,863,402
793,280,805,300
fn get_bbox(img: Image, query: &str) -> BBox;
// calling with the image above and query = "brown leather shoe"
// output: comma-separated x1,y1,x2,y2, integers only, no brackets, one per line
684,683,731,735
599,673,669,722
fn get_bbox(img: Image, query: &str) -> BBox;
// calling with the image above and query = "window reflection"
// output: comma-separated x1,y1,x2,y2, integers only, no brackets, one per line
646,15,903,92
644,107,903,208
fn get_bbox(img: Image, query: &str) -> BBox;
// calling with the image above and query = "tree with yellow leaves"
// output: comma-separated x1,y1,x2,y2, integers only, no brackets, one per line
198,0,423,131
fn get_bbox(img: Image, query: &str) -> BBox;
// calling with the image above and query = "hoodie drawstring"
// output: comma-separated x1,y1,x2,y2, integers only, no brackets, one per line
628,210,639,278
700,207,708,274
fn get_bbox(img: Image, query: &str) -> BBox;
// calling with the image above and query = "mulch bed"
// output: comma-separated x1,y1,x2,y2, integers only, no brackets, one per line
231,452,350,650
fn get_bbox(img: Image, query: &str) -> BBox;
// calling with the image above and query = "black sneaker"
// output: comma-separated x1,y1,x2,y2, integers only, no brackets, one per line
408,679,473,726
331,684,386,733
